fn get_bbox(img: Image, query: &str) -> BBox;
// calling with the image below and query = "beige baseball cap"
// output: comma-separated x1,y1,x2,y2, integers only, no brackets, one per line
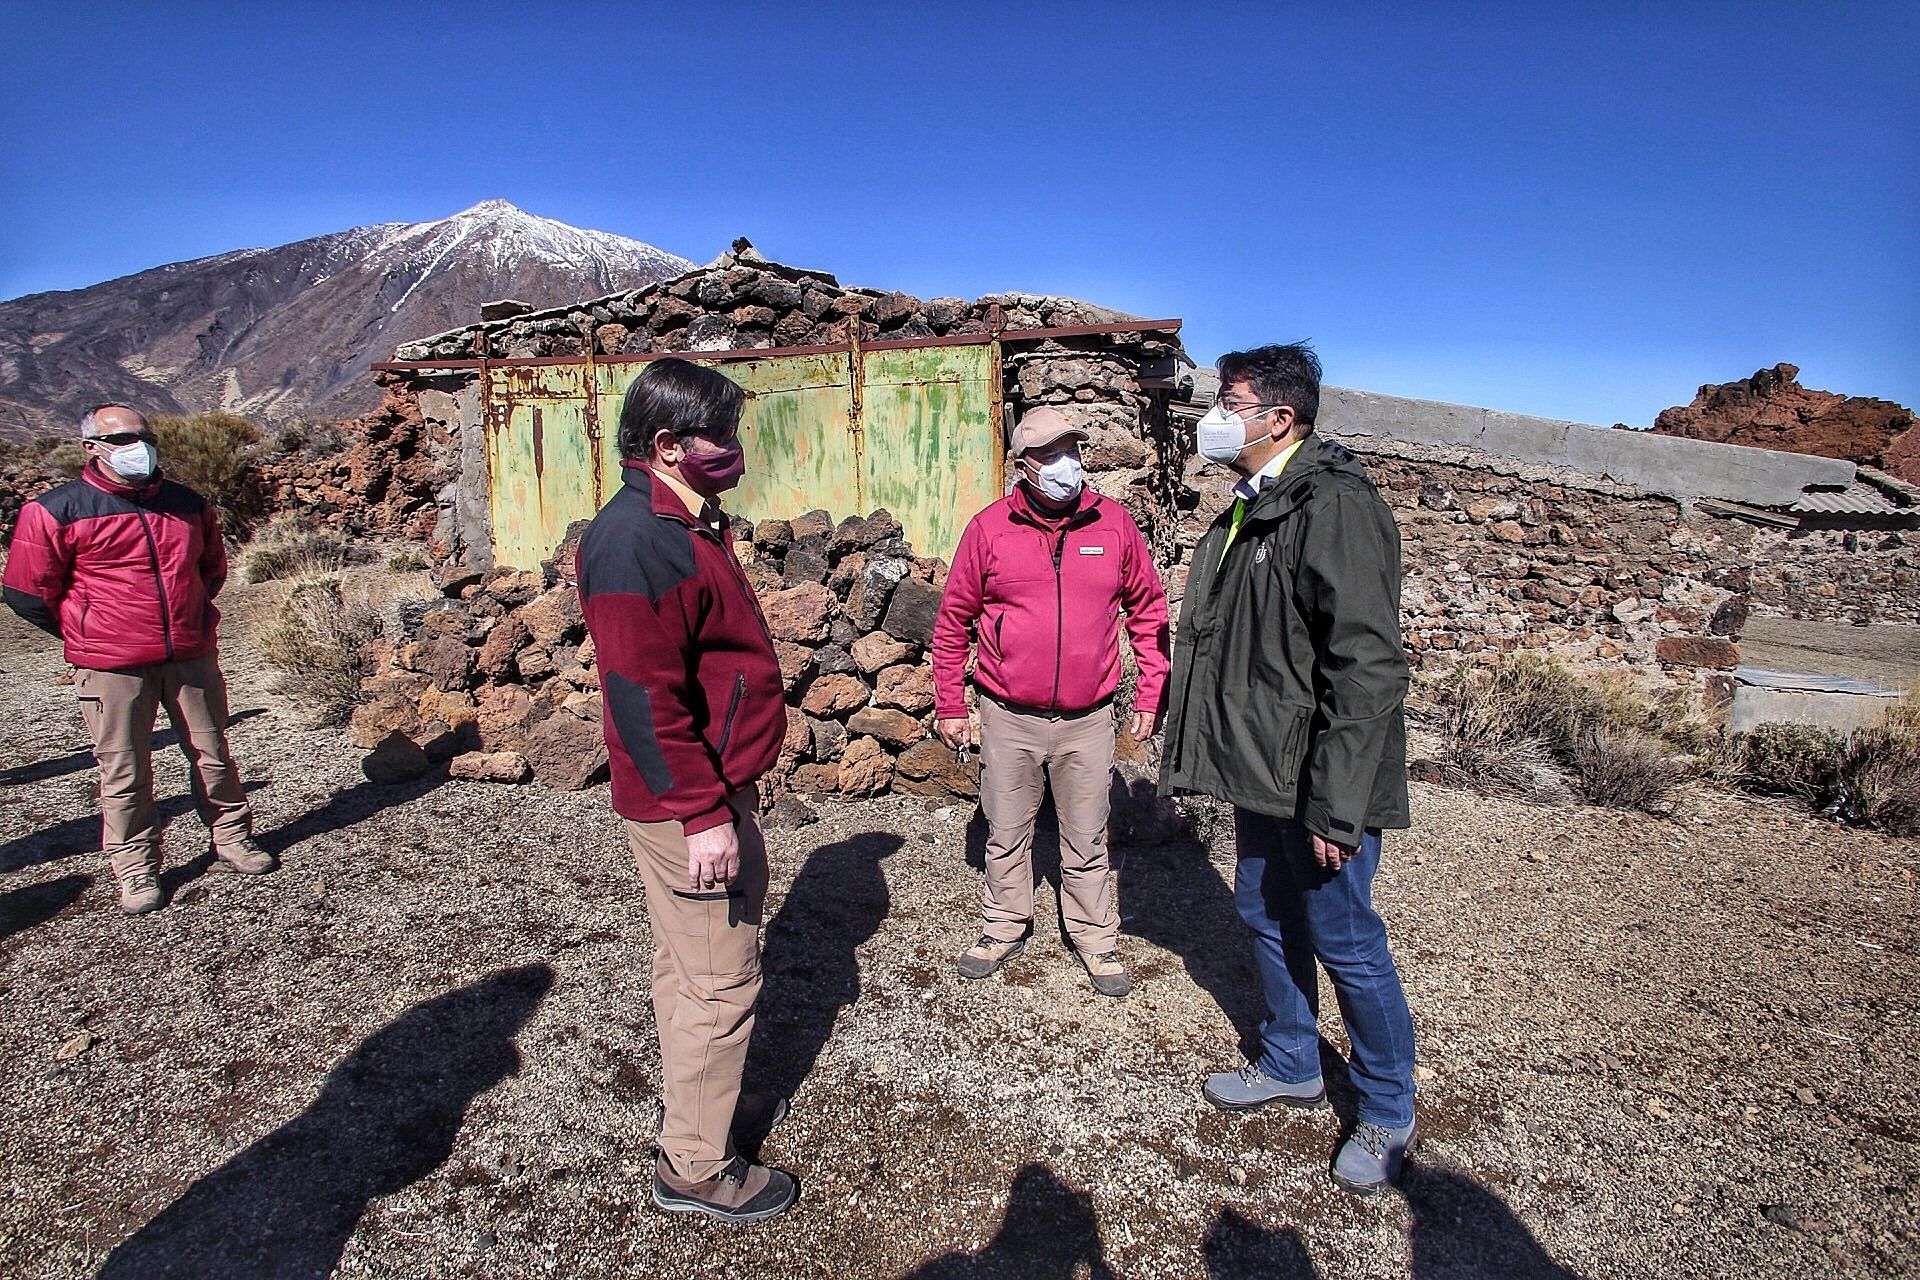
1008,406,1088,455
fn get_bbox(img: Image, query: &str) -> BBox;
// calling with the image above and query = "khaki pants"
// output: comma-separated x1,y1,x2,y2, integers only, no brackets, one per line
977,695,1118,954
74,651,253,879
625,790,768,1183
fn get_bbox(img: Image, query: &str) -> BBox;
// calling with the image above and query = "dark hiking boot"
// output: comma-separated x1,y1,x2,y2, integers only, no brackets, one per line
652,1153,798,1224
955,934,1027,980
1331,1120,1418,1195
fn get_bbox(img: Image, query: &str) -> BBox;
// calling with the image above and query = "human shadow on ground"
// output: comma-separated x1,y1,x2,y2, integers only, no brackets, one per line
0,709,266,788
745,831,901,1106
254,769,449,858
0,780,270,876
1401,1160,1582,1279
1107,775,1269,1063
95,963,553,1280
1194,1161,1581,1280
898,1163,1119,1279
1202,1206,1321,1278
0,873,91,945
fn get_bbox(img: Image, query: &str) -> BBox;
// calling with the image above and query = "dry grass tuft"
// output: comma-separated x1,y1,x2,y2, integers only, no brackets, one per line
256,578,383,723
242,513,350,584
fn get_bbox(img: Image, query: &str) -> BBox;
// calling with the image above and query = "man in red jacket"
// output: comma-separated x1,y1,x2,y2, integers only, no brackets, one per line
932,406,1170,997
576,358,796,1226
3,404,273,916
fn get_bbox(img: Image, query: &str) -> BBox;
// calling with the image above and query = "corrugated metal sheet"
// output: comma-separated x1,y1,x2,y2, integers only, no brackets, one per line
1790,482,1905,516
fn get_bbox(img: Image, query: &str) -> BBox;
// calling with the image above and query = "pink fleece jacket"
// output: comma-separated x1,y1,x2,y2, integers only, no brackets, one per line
932,484,1169,718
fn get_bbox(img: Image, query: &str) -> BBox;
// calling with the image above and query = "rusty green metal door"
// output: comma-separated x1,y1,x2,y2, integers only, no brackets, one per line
485,343,1003,568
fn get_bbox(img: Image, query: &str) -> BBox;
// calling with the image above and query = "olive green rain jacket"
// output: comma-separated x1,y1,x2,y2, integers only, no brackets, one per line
1158,434,1411,843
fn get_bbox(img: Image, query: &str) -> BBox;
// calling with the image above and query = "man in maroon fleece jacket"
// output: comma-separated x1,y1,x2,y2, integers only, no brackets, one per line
576,358,796,1226
931,406,1170,997
4,404,273,916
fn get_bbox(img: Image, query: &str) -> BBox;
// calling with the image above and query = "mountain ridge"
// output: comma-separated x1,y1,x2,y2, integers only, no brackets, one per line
0,202,693,441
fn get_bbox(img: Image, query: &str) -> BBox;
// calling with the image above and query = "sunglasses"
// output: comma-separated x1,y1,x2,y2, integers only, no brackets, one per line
92,432,157,446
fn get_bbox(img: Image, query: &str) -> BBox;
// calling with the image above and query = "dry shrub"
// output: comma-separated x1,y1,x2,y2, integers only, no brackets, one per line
243,512,349,583
1732,694,1920,836
1421,654,1702,812
151,411,267,532
256,578,383,722
1573,727,1689,815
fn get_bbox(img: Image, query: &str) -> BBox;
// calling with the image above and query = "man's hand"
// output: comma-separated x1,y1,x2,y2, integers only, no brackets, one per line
685,818,741,891
935,717,973,750
1128,710,1163,741
1310,832,1355,872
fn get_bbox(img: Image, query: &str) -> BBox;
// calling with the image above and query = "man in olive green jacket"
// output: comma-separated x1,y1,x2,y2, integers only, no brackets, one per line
1159,343,1418,1196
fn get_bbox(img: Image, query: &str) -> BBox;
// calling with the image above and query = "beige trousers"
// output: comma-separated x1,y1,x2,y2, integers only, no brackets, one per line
625,790,768,1183
977,694,1118,954
73,651,254,879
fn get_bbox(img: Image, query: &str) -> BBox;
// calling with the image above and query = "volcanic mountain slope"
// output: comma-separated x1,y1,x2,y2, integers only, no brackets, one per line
1652,362,1918,483
0,201,693,441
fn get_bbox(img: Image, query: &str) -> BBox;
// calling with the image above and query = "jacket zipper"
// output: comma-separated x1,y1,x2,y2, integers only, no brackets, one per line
1048,531,1066,711
715,672,747,757
134,507,174,660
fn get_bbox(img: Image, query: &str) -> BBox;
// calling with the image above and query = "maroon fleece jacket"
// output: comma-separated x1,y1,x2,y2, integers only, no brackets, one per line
576,464,784,835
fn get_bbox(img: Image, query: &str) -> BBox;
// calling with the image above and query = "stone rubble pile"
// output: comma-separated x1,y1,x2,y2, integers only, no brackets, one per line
346,508,983,802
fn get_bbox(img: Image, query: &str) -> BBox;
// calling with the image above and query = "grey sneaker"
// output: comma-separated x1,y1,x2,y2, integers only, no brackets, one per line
652,1153,798,1224
1202,1062,1328,1111
214,838,278,875
1078,950,1131,998
1331,1120,1418,1195
117,869,161,915
955,933,1027,980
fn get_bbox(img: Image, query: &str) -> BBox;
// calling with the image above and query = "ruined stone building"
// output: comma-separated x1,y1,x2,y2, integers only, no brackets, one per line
318,248,1915,795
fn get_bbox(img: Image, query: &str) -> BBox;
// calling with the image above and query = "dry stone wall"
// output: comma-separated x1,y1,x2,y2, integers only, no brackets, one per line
1748,527,1920,625
346,508,984,803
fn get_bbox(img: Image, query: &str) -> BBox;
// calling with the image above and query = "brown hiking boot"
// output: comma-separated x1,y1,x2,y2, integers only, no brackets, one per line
214,838,277,875
955,933,1027,980
652,1153,797,1224
117,868,161,915
1078,949,1131,998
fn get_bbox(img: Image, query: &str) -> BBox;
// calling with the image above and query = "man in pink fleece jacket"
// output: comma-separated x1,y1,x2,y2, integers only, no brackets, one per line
931,406,1170,996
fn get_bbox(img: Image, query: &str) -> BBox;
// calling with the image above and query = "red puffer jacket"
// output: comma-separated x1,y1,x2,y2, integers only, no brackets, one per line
3,465,227,669
932,484,1170,718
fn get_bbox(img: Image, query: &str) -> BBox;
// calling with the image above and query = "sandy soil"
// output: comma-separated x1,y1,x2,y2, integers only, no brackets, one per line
1,576,1916,1280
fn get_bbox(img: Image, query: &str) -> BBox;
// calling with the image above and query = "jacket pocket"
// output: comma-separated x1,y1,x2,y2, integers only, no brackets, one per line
714,672,747,758
604,671,674,794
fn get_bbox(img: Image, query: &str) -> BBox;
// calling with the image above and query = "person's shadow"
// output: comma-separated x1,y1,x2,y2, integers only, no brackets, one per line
254,770,449,857
0,873,91,944
1401,1160,1583,1279
94,963,554,1280
745,831,900,1104
1202,1206,1321,1279
1107,775,1269,1062
898,1163,1118,1279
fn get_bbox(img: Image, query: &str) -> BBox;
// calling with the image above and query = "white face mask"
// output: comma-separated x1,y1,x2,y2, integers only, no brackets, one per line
104,441,159,482
1024,454,1084,503
1195,401,1278,465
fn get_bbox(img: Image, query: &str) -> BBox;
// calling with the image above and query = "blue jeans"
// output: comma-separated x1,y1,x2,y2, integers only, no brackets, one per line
1233,809,1417,1128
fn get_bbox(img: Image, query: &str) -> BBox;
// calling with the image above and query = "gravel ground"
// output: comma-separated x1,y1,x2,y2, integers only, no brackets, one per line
0,576,1916,1280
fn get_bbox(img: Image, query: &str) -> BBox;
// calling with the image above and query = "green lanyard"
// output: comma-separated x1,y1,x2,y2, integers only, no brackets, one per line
1220,498,1247,567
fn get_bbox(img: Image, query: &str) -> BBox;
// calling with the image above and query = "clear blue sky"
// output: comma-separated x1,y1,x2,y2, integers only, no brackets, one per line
2,2,1914,427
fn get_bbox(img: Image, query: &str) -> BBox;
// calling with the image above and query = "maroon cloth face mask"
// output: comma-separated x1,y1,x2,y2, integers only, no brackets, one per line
679,438,746,493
